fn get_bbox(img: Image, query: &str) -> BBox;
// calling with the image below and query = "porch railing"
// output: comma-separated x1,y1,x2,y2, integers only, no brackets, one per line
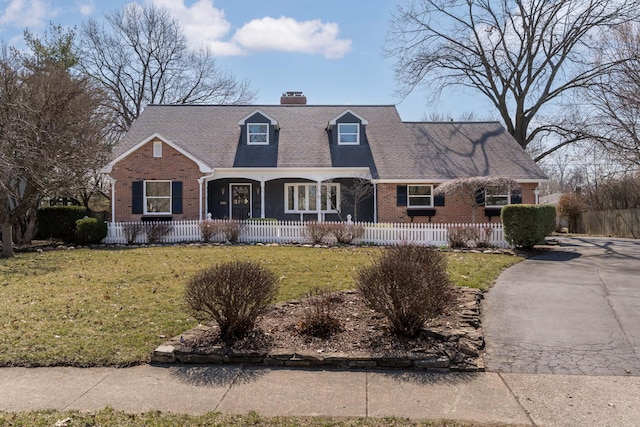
103,220,510,248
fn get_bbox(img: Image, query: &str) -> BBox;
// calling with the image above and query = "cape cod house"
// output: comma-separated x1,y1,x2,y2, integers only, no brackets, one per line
102,92,547,224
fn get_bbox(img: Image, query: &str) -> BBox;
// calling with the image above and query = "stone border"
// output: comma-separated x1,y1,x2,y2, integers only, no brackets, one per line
151,288,486,372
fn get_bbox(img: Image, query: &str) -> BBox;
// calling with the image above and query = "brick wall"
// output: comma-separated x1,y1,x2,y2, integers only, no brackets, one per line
109,139,203,222
377,182,539,224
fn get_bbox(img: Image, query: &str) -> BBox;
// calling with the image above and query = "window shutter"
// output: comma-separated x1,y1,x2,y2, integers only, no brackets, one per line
132,181,143,214
475,188,485,206
511,194,522,204
396,185,407,206
434,194,445,206
172,181,183,214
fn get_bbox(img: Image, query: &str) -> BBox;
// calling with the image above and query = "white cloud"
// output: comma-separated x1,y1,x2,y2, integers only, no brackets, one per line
77,0,95,16
232,16,351,59
149,0,351,59
0,0,50,27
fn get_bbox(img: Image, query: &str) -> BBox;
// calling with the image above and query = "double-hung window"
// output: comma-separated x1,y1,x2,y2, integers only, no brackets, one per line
145,180,171,214
338,123,359,145
247,123,268,144
485,188,510,207
285,183,340,213
407,185,433,208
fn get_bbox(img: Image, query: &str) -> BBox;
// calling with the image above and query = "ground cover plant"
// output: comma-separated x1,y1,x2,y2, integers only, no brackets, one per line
0,245,521,367
0,408,524,427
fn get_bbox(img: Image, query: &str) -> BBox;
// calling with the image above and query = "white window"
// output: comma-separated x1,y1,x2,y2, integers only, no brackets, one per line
485,188,510,207
285,183,340,213
153,140,162,158
407,185,433,208
248,123,268,144
144,180,171,214
338,123,359,145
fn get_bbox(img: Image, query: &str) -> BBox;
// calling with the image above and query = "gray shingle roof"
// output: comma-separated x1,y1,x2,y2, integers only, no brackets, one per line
112,104,547,181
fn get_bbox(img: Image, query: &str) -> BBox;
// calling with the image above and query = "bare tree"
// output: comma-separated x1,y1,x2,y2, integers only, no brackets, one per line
0,48,110,257
387,0,640,160
340,178,374,222
77,3,256,134
434,176,519,223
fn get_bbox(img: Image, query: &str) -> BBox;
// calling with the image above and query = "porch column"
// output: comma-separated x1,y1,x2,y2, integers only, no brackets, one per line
107,177,116,223
260,180,265,218
197,177,205,221
316,180,322,222
373,182,378,223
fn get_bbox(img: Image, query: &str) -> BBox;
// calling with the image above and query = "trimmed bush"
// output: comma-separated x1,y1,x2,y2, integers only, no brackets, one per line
36,206,90,243
304,222,333,244
219,220,244,243
297,286,342,338
199,220,221,242
501,204,556,249
144,222,173,244
184,261,279,342
74,217,107,245
356,244,454,337
328,223,365,244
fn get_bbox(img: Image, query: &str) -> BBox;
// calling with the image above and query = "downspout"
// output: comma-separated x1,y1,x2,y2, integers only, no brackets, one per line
197,177,204,221
373,182,378,223
260,179,266,219
199,172,216,220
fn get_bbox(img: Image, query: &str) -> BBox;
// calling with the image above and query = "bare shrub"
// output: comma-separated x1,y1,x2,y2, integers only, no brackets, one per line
199,220,221,242
297,287,342,338
356,244,454,337
122,222,143,244
184,261,279,342
475,227,495,248
144,222,173,244
219,220,244,243
447,226,480,248
328,223,365,244
304,222,333,244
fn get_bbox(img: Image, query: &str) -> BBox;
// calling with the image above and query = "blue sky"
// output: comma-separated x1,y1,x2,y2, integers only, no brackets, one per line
0,0,492,121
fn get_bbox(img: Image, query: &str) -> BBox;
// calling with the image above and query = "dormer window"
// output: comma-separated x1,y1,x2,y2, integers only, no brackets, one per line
338,123,359,145
248,123,269,145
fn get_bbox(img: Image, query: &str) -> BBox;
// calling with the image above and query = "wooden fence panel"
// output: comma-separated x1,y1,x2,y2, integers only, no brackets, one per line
579,208,640,239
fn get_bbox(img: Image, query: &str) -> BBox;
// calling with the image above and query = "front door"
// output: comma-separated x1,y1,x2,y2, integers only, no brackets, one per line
230,184,251,219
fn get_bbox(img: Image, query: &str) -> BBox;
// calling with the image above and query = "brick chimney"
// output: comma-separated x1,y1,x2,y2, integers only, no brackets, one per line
280,91,307,105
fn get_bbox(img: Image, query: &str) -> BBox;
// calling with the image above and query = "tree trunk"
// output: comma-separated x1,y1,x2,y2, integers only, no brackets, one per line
1,223,14,258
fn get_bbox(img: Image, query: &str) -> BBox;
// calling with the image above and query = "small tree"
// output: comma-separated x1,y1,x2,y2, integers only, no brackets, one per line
341,178,373,222
434,177,520,223
557,193,586,233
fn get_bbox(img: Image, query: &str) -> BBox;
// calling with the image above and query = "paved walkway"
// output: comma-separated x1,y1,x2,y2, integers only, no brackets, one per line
2,365,640,426
483,237,640,375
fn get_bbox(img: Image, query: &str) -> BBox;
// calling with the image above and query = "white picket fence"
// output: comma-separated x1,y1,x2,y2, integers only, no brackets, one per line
103,220,510,248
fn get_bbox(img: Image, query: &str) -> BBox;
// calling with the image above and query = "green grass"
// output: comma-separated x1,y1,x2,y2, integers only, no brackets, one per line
0,408,522,427
0,246,520,367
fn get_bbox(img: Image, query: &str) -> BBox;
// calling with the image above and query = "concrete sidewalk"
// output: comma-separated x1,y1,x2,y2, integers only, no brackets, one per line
2,365,640,426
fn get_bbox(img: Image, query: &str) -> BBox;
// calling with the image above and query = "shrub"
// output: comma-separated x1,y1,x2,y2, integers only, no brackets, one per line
304,222,332,244
74,217,107,245
184,261,279,342
356,244,454,337
199,220,221,242
122,222,143,244
501,204,556,249
36,206,89,242
144,222,173,244
328,223,365,244
557,193,586,233
218,220,244,243
475,227,495,248
447,225,480,248
297,286,342,338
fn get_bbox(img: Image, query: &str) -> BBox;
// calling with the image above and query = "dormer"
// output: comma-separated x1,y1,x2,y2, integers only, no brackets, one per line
238,109,279,145
327,109,368,145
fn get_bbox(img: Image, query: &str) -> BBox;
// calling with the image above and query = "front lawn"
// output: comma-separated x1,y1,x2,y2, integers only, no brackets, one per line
0,245,521,367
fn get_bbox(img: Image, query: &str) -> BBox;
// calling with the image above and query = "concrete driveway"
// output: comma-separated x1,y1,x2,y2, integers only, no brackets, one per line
483,236,640,375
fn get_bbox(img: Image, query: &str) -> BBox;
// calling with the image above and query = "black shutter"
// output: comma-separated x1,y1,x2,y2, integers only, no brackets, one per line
396,185,407,206
434,194,445,206
132,181,143,214
172,181,183,214
475,188,485,206
511,194,522,204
